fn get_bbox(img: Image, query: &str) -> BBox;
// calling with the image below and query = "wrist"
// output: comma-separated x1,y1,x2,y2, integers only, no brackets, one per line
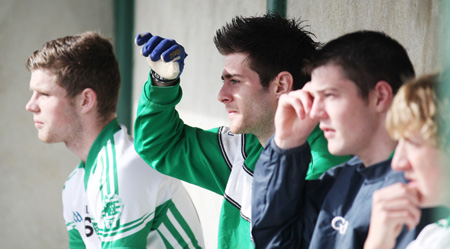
363,232,395,249
151,70,178,86
274,135,307,149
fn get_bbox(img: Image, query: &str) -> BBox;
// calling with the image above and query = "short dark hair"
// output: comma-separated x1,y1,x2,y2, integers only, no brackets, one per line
26,31,121,121
214,13,319,90
307,30,415,99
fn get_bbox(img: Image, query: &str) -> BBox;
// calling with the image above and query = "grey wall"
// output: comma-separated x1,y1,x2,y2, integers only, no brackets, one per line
1,0,446,248
287,0,445,76
0,0,113,248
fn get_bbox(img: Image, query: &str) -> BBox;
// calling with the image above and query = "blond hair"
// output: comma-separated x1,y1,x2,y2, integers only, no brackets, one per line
386,74,442,145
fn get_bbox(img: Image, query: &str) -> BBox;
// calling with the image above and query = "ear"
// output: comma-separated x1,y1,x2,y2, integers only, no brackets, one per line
372,81,393,112
77,88,97,114
273,71,293,97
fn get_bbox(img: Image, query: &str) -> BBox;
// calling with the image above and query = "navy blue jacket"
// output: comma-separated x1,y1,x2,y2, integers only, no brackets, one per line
252,138,440,249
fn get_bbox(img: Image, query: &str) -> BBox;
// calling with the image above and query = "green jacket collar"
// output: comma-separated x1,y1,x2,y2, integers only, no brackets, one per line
81,118,121,189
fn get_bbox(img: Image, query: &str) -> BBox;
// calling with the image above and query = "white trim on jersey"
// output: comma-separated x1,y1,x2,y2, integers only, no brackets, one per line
218,126,253,222
167,209,194,246
95,212,155,241
159,223,178,247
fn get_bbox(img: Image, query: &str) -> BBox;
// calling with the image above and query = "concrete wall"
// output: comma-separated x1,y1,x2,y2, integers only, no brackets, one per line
287,0,445,76
1,0,446,248
0,0,113,248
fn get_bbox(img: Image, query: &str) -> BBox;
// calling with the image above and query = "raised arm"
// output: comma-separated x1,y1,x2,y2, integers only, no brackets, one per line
133,33,245,195
252,86,322,248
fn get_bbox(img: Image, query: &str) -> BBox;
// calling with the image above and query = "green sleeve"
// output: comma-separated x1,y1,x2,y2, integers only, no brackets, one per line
306,125,351,180
68,229,86,249
134,73,231,195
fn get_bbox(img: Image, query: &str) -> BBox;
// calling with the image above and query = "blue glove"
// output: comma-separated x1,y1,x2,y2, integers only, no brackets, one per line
135,32,187,81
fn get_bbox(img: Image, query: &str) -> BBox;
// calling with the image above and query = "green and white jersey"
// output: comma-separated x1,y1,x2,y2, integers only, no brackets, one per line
63,119,204,249
406,216,450,249
134,74,351,249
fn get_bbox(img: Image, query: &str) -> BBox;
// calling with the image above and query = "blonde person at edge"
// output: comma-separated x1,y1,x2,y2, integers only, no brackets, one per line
133,13,350,249
364,73,450,249
25,32,204,249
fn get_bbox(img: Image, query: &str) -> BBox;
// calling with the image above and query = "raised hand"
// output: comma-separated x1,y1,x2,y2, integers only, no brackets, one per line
364,183,421,249
135,32,187,81
274,83,319,149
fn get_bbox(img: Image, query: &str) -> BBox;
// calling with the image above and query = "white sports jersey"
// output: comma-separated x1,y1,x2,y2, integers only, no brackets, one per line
406,217,450,249
62,119,204,248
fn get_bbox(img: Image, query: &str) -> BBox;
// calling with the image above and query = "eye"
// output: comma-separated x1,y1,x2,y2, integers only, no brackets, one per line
230,79,240,85
37,91,50,98
404,137,422,147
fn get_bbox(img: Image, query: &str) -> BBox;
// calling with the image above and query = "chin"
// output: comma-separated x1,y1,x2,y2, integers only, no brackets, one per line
230,128,243,135
229,124,243,134
420,194,444,208
419,200,435,208
327,146,345,156
38,135,49,143
40,138,54,144
38,134,56,144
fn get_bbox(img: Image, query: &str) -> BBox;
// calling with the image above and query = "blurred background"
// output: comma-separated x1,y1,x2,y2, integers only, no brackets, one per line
1,0,448,248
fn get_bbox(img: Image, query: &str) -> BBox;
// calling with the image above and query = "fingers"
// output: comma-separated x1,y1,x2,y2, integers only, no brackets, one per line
371,183,421,230
140,35,183,63
274,89,318,149
302,81,312,91
365,184,422,249
141,36,164,60
279,89,314,119
135,32,152,46
373,183,420,206
278,92,307,120
373,202,421,230
161,43,186,62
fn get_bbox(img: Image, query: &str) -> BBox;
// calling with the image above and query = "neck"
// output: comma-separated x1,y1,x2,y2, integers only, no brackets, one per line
257,134,271,148
257,125,275,148
66,116,115,163
358,130,397,167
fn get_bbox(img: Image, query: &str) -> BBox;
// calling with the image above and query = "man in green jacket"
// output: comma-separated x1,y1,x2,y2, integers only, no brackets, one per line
134,13,350,248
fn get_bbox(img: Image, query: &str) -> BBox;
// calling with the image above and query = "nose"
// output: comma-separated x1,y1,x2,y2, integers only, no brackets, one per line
309,98,327,120
391,139,410,171
25,94,39,113
217,83,232,104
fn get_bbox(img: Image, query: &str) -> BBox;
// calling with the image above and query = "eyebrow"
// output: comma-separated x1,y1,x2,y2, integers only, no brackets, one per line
314,87,339,95
221,73,242,80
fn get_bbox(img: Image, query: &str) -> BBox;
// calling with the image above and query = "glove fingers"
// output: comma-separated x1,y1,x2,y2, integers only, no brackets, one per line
135,32,152,46
161,44,186,62
142,36,164,60
136,32,187,79
152,39,178,62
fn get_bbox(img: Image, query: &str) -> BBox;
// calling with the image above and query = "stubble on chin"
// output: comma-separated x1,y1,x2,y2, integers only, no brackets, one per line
38,132,54,144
